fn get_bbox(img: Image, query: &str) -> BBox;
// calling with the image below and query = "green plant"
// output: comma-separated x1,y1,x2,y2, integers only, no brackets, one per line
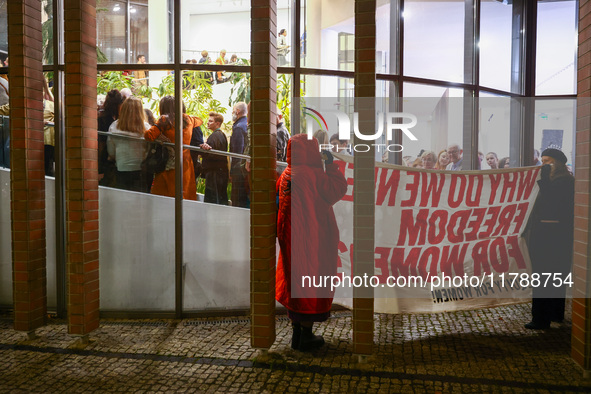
147,71,227,122
195,176,232,202
196,177,206,194
43,0,108,66
97,71,133,95
228,58,251,106
276,74,305,132
42,0,53,65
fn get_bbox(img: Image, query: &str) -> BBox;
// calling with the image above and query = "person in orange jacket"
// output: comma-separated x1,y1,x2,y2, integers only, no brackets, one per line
144,96,202,200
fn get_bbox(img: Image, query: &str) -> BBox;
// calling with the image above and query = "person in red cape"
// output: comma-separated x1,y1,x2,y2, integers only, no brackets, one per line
276,133,348,351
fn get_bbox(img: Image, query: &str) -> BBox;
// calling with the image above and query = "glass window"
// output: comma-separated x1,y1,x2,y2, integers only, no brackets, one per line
301,0,354,70
98,0,168,64
97,0,127,64
0,0,6,65
302,74,354,101
536,0,577,95
97,76,177,311
402,83,465,167
277,0,293,67
479,0,517,93
403,0,465,83
534,98,576,169
42,0,54,65
376,0,398,74
0,160,10,306
478,93,512,170
180,0,255,64
0,99,8,169
129,1,149,63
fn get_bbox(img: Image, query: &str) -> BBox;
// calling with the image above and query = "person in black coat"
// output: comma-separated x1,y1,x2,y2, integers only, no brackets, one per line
98,89,124,187
200,112,229,205
524,148,574,329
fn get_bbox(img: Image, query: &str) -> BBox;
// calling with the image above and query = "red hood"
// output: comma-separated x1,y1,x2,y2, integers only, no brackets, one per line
287,133,322,169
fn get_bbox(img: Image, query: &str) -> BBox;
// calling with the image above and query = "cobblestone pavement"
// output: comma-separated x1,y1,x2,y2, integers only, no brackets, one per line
0,301,590,393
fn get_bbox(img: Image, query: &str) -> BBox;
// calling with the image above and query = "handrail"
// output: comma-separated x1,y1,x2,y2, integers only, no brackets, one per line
97,130,288,167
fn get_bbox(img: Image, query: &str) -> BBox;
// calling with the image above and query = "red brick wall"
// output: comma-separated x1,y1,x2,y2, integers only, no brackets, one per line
64,0,99,336
7,0,47,332
250,0,277,349
353,0,376,356
573,0,591,371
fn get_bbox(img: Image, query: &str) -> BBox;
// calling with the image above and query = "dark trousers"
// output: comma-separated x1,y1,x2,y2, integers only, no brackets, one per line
99,161,118,187
532,297,566,325
231,167,249,208
204,169,228,205
44,145,55,176
116,170,143,192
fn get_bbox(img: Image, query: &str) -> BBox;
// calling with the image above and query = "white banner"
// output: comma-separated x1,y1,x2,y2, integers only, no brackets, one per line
331,156,540,313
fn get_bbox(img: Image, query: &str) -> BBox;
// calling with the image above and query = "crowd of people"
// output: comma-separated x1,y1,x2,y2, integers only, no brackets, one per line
97,88,292,208
0,66,56,175
128,50,245,89
398,145,543,171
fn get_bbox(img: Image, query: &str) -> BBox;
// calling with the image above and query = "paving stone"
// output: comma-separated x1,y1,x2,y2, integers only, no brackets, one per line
0,302,590,392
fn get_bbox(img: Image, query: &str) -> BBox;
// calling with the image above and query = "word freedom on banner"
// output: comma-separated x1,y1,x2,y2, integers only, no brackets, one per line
329,156,540,314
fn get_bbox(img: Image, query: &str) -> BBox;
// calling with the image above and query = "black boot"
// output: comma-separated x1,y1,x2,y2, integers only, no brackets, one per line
524,321,550,330
291,323,301,350
298,325,325,351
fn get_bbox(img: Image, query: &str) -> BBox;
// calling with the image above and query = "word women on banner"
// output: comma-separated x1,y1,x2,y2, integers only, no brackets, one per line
331,155,540,314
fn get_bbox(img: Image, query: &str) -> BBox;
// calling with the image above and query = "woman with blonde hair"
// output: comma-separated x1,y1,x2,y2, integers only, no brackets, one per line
411,157,423,168
313,129,329,147
435,149,450,170
107,96,149,191
144,95,202,200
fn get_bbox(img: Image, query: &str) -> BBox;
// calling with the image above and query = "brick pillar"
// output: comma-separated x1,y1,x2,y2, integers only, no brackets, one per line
64,0,99,336
352,0,376,356
250,0,277,349
7,0,47,333
573,0,591,373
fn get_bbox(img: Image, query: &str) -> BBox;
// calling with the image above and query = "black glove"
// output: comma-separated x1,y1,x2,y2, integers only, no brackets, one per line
321,150,333,165
540,164,551,182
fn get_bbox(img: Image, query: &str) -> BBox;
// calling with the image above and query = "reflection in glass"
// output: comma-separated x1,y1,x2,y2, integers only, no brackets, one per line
97,0,127,64
181,0,261,64
402,84,464,165
479,1,515,93
301,75,354,137
42,0,54,65
129,1,149,63
303,75,354,101
534,99,575,169
301,0,354,70
536,1,577,95
98,0,167,64
0,96,7,170
0,1,6,65
478,94,511,170
376,0,398,74
403,0,465,83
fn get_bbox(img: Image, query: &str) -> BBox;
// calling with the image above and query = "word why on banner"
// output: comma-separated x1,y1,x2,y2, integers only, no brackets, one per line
333,162,540,285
